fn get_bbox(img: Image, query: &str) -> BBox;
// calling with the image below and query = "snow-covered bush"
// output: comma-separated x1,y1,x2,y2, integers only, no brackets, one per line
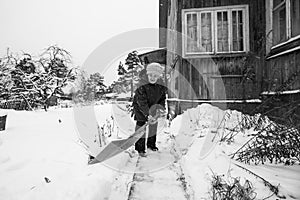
0,46,77,111
209,173,256,200
227,111,300,165
232,124,300,165
218,112,270,144
202,106,300,165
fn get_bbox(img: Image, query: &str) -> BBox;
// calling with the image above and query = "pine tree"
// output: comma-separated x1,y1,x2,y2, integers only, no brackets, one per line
89,72,106,99
117,62,127,75
124,51,142,97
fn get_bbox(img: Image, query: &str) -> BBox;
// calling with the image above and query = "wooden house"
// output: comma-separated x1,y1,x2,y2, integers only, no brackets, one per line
159,0,300,125
262,0,300,125
159,0,266,114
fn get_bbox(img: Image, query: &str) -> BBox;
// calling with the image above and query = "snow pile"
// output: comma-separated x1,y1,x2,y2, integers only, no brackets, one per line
169,103,300,199
170,104,226,156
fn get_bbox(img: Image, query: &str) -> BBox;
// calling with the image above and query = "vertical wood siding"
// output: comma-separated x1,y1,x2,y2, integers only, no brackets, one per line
167,0,265,100
167,0,179,98
265,50,300,92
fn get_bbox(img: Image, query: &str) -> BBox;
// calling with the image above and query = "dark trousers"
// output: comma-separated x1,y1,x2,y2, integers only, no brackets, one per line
134,121,158,152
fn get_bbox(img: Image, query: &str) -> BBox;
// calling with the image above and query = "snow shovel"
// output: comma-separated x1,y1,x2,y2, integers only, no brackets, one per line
89,111,165,164
89,121,149,164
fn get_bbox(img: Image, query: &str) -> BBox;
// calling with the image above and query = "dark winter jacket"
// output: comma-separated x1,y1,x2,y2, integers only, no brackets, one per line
132,69,166,121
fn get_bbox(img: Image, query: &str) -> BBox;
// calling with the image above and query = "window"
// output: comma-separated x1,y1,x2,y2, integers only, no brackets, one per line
291,0,300,37
272,0,300,46
182,5,249,57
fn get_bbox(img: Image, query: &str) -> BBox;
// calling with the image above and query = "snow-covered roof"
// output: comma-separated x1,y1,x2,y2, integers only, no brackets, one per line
167,98,262,103
261,89,300,95
105,93,118,98
117,92,131,98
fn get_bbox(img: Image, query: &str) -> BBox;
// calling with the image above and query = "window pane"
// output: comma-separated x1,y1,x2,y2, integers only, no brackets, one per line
238,10,243,24
232,10,244,51
217,11,229,52
232,11,237,50
291,0,300,37
279,8,286,40
186,13,199,53
273,3,286,45
200,13,212,52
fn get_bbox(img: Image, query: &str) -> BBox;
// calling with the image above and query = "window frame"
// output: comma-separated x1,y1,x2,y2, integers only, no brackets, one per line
271,0,300,49
182,5,249,58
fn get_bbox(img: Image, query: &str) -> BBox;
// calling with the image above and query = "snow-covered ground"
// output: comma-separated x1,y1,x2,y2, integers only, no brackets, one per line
0,103,299,200
171,104,300,199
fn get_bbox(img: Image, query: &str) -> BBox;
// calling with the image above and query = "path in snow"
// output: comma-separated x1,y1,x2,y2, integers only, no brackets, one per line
126,127,194,200
101,104,194,200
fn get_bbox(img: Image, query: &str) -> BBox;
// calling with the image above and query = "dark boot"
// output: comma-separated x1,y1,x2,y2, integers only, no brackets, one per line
134,121,146,153
135,137,146,152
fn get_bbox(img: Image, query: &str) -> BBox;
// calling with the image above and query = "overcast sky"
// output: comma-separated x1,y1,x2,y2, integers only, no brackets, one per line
0,0,159,84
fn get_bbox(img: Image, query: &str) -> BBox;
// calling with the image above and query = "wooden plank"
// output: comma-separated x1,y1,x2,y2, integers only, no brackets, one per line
191,60,200,98
159,0,168,47
294,51,300,89
210,75,243,78
182,59,190,98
